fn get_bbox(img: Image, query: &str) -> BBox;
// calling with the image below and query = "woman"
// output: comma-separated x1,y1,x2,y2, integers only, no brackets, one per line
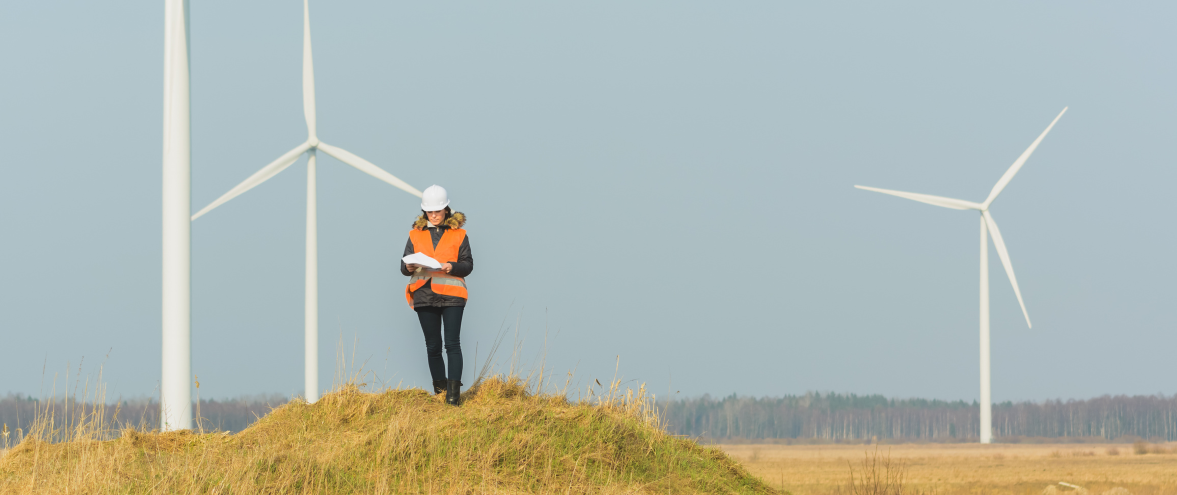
401,185,472,406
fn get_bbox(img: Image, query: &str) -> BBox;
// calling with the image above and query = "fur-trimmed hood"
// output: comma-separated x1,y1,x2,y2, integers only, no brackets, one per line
412,211,466,230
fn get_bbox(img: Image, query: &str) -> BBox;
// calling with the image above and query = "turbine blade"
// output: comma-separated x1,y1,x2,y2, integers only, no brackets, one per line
317,142,423,197
854,185,982,210
982,107,1067,208
982,210,1032,328
302,0,316,140
191,142,311,220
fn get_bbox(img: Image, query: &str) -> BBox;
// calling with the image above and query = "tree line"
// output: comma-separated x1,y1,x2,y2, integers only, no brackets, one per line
5,391,1174,444
0,393,289,444
658,392,1177,442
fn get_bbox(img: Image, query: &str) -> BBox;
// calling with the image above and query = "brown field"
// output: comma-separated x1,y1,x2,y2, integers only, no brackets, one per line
716,442,1177,495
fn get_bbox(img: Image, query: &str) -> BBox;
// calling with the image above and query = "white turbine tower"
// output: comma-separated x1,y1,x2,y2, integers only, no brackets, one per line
192,0,422,403
161,0,192,432
855,108,1067,444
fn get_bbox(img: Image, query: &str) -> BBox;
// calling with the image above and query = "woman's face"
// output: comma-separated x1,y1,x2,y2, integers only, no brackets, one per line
426,209,446,226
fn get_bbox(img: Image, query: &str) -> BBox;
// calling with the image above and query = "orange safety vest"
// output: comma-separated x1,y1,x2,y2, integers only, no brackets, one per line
405,228,468,309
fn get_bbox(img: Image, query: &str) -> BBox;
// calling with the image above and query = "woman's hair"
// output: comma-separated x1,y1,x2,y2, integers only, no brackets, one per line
413,208,465,230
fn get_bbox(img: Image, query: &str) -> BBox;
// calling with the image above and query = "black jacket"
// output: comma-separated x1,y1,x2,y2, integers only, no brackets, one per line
400,213,473,308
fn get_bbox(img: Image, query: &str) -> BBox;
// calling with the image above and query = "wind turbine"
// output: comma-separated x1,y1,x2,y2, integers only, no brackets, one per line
855,107,1066,444
162,0,192,431
192,0,422,403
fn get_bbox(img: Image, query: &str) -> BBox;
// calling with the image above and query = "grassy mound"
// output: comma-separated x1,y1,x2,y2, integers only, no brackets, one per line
0,376,775,494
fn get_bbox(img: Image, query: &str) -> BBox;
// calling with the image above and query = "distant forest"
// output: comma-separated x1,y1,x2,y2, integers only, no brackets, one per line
658,392,1177,443
4,392,1175,444
0,394,288,445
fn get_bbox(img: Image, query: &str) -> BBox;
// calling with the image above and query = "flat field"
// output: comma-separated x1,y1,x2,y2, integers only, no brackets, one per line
716,442,1177,495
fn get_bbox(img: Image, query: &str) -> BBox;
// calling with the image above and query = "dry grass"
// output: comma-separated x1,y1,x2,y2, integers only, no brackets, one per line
844,446,907,495
718,442,1177,495
1132,440,1176,455
0,372,776,494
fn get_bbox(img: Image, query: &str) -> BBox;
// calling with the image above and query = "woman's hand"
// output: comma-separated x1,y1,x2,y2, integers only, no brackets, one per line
440,262,453,273
405,263,420,272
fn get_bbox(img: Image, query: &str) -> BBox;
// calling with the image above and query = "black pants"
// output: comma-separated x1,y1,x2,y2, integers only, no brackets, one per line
415,306,464,383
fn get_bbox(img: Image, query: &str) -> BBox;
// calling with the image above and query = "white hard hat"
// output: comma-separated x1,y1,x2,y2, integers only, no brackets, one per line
420,185,450,212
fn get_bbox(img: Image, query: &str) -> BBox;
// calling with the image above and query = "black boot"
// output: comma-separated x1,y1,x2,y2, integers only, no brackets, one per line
432,379,447,395
445,380,462,406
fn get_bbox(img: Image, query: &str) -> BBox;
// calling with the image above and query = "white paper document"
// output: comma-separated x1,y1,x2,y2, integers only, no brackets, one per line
402,252,442,270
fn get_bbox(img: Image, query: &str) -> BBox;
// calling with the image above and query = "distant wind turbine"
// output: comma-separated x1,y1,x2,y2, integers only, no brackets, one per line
855,107,1067,444
192,0,422,403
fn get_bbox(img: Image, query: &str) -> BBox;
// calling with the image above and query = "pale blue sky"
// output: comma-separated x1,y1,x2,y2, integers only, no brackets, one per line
1,1,1174,403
